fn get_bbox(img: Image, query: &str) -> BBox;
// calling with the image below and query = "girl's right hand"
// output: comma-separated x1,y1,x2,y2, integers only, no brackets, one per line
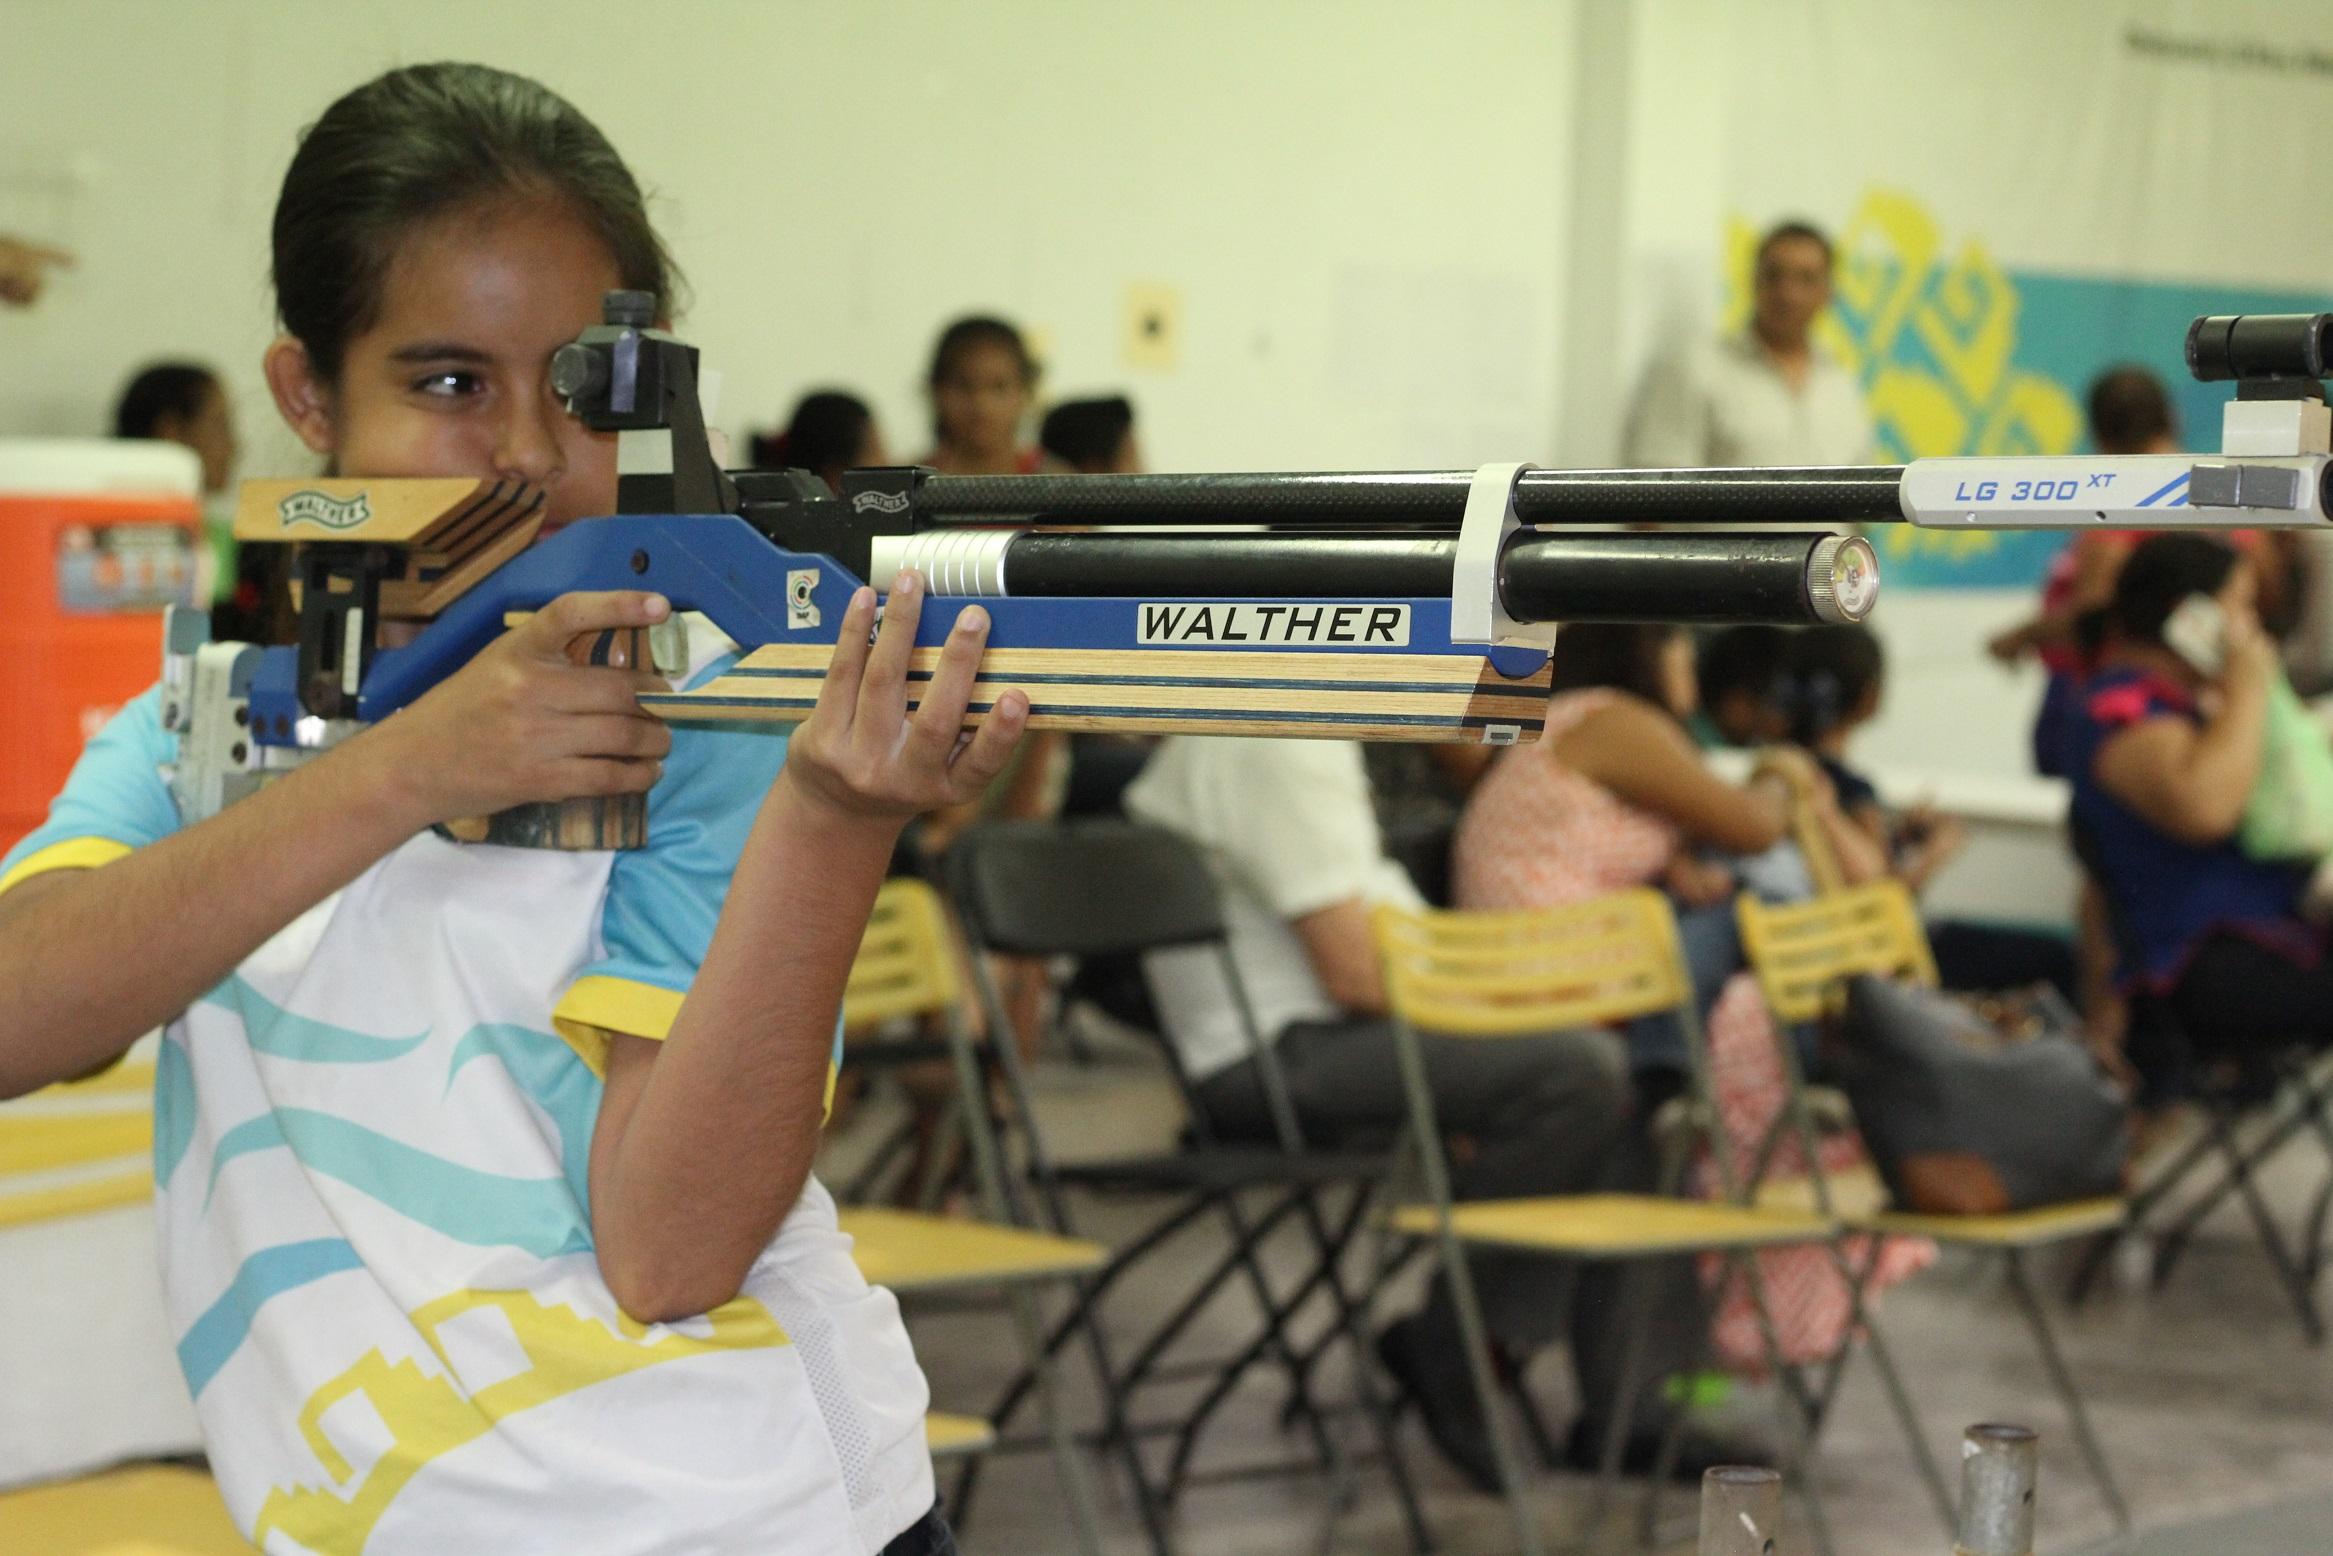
358,590,675,829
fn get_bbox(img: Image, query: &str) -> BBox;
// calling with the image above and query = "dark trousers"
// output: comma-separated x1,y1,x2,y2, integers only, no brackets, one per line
2137,931,2333,1101
879,1503,957,1556
1196,1017,1704,1430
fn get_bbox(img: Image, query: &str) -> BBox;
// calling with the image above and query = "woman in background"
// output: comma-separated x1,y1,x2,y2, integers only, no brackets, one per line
916,315,1054,475
752,388,886,494
2070,534,2333,1102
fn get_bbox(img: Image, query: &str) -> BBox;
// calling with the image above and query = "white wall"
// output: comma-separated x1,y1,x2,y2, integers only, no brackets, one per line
0,0,1582,478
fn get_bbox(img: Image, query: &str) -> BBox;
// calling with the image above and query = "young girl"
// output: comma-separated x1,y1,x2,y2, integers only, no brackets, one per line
0,64,1024,1556
914,315,1054,476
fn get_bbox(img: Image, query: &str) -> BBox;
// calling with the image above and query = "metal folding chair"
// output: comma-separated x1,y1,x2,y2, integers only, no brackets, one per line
2064,819,2333,1343
944,818,1430,1554
1736,880,2131,1535
835,877,1111,1554
1371,891,1841,1556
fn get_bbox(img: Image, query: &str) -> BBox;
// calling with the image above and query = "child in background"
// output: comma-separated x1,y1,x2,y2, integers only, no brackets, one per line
1038,394,1141,474
1780,624,2078,998
111,362,268,640
752,388,888,494
1691,624,1791,749
915,315,1056,475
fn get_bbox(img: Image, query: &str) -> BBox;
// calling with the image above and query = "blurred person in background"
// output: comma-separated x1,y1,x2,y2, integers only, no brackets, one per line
916,314,1055,475
1622,219,1873,470
1691,623,1792,749
1038,394,1141,474
751,388,886,494
2069,535,2333,1102
111,361,270,641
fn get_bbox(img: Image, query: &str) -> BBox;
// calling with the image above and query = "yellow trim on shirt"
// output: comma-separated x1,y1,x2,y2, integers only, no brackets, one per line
551,975,686,1077
0,836,133,897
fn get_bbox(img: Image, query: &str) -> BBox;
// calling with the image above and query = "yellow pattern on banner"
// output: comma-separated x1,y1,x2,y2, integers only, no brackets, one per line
254,1287,787,1553
1724,188,2083,567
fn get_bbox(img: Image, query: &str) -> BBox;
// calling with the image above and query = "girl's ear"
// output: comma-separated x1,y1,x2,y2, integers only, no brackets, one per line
263,335,336,457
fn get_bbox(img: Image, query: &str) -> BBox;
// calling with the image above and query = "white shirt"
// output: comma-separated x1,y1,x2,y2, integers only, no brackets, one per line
0,621,933,1556
1622,330,1875,469
1123,738,1423,1083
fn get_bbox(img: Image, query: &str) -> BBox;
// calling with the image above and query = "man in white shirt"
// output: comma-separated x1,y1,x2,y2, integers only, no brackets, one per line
1126,736,1735,1492
1623,220,1874,470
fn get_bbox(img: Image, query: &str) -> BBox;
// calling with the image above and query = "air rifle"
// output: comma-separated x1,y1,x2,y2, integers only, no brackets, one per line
162,296,2333,847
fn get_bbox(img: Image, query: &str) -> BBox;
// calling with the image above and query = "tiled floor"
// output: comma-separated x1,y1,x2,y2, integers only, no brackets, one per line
820,1021,2333,1555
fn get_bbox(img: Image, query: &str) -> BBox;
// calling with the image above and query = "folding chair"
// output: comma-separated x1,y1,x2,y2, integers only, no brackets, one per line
834,877,1111,1554
2063,821,2333,1343
1371,891,1842,1556
0,1464,250,1554
943,818,1430,1554
1736,880,2132,1533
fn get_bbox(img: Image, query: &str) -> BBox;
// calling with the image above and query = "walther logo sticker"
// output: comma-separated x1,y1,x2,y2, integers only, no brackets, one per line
278,489,373,532
1137,602,1409,646
851,490,911,515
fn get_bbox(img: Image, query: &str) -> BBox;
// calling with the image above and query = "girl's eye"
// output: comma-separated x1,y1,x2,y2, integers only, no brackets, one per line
413,371,485,398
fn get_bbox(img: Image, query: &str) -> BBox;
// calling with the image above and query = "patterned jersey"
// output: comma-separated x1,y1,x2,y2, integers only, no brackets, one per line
0,618,932,1555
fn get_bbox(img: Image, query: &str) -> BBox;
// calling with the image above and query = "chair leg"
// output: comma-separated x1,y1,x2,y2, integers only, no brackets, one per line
1826,1236,1957,1536
1582,1258,1654,1548
2175,1107,2326,1342
2002,1248,2131,1533
1724,1248,1837,1556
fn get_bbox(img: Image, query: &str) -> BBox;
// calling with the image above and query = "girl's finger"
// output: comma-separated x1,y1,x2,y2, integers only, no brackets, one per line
546,713,673,762
557,757,664,797
858,571,924,730
543,665,662,715
520,591,671,657
813,587,878,728
943,689,1030,799
905,605,992,770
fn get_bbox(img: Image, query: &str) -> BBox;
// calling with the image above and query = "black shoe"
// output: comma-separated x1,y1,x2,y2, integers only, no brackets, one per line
1564,1417,1776,1483
1375,1316,1507,1495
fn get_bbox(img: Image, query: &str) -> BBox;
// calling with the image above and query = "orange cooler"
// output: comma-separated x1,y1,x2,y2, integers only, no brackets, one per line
0,439,202,857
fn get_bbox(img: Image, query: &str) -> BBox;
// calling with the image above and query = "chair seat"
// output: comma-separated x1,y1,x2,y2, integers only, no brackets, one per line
1856,1197,2126,1246
925,1411,997,1460
840,1207,1107,1292
1055,1145,1383,1193
1388,1193,1835,1256
0,1464,253,1553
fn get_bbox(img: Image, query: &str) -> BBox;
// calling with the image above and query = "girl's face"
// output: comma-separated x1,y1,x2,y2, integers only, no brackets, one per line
265,197,625,532
931,341,1030,456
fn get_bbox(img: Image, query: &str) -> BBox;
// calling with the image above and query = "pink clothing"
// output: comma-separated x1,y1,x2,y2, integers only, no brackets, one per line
1454,690,1680,909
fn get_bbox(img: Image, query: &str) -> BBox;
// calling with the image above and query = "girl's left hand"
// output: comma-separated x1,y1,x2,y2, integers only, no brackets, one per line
780,570,1030,828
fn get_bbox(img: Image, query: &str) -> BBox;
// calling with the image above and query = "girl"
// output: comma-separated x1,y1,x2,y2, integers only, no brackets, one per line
915,316,1054,476
0,64,1024,1556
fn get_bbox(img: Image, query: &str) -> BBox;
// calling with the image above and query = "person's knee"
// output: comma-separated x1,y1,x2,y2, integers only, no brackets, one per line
1516,1029,1630,1131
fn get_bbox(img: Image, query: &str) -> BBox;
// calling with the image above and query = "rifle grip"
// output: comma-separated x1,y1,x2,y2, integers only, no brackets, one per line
442,626,651,850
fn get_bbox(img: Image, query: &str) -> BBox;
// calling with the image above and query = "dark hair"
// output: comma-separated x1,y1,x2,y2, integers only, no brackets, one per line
752,390,874,477
1756,219,1834,271
272,63,677,382
1549,623,1683,707
927,315,1038,390
1696,625,1790,711
2086,365,2176,454
2106,534,2239,646
1778,624,1885,744
114,363,220,439
1039,396,1134,472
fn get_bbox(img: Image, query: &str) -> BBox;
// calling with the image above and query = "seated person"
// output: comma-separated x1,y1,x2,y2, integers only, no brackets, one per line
1038,394,1141,474
1691,624,1791,749
751,389,887,494
2070,534,2333,1102
1453,623,1841,1087
1778,626,2073,999
1125,736,1753,1489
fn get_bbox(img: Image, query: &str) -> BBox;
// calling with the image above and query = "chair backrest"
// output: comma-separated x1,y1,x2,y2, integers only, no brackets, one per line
945,819,1225,959
1373,889,1696,1036
844,877,962,1033
1734,880,1938,1024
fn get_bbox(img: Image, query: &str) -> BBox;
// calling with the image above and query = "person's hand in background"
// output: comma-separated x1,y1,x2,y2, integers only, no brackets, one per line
0,235,74,307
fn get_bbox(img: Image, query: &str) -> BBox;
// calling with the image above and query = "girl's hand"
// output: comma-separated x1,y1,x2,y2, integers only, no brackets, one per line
360,590,674,828
781,571,1029,830
1661,853,1737,909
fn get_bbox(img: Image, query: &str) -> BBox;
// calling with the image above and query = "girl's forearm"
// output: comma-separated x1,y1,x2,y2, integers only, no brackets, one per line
0,734,428,1097
589,770,897,1314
